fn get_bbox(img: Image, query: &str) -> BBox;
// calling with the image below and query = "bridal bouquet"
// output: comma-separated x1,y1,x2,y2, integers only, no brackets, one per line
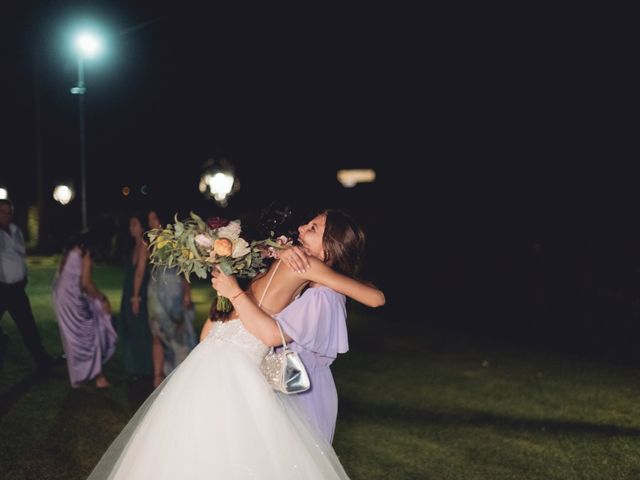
147,212,283,312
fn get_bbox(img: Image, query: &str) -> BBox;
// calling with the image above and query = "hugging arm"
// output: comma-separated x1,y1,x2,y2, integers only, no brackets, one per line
290,256,385,307
211,270,291,347
211,253,385,346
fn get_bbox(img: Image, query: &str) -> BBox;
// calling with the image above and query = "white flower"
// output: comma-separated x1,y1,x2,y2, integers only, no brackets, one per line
276,235,292,246
194,234,213,249
215,220,241,241
232,238,251,258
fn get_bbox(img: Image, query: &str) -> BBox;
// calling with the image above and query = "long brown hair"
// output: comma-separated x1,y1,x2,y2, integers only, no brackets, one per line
321,209,366,278
58,234,90,274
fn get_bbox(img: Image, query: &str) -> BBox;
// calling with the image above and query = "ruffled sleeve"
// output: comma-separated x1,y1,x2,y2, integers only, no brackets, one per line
276,287,348,359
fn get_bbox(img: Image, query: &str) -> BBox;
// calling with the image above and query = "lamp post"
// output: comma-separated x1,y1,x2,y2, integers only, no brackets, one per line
70,32,102,231
199,157,240,207
53,184,75,205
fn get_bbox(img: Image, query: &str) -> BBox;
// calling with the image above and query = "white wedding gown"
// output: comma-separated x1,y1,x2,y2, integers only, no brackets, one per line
88,318,350,479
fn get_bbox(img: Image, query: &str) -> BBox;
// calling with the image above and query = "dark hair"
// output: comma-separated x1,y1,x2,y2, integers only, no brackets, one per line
124,212,148,258
59,232,92,273
208,300,234,322
321,209,366,278
0,198,14,213
63,233,90,253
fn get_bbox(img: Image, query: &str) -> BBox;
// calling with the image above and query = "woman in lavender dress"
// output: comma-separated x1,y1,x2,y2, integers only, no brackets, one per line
211,209,383,443
273,285,348,442
53,235,116,388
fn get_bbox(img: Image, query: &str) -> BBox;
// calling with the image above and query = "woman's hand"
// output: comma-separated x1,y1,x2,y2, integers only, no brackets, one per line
131,297,141,315
211,267,243,300
278,246,311,273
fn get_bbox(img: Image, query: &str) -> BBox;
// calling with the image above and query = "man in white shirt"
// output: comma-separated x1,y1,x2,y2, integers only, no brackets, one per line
0,199,54,372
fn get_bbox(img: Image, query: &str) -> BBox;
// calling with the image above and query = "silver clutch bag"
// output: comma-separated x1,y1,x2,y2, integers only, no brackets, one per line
260,318,310,394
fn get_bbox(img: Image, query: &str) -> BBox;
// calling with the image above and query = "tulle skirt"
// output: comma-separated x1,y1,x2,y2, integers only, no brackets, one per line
87,335,349,479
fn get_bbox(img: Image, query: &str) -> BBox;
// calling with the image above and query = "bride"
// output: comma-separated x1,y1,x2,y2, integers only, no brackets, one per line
88,210,384,479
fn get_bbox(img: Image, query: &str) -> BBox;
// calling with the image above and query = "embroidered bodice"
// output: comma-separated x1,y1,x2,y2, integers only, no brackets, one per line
205,319,269,365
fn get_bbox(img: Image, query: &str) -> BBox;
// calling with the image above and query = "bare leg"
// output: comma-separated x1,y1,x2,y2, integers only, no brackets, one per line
152,335,165,388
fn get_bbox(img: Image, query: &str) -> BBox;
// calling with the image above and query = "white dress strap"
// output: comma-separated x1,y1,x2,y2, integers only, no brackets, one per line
258,260,281,308
257,261,288,350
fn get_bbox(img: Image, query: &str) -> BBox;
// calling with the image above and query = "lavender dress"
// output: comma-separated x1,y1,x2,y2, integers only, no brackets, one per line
52,249,117,387
276,286,348,443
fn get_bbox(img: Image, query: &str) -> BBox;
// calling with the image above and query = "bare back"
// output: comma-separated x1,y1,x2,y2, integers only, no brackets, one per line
229,260,308,318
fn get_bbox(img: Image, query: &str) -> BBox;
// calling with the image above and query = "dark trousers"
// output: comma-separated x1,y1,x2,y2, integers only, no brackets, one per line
0,280,51,367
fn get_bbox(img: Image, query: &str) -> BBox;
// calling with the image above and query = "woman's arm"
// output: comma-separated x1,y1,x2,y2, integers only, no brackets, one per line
211,269,290,347
278,247,385,307
182,278,193,308
295,257,385,307
131,244,149,315
81,252,111,314
81,252,103,299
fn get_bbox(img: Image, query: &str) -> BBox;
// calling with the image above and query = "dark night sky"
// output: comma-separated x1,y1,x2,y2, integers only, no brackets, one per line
6,3,411,209
4,4,631,216
3,3,637,347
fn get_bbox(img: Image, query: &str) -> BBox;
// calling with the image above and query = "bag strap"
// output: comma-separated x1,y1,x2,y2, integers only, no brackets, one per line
258,260,289,352
258,260,281,307
272,317,288,352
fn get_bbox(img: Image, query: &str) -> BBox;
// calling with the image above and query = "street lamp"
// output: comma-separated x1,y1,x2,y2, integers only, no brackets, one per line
0,187,7,200
71,31,103,230
199,157,240,207
53,184,75,205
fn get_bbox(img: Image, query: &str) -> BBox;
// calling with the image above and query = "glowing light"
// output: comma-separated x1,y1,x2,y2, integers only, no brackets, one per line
75,32,103,58
122,186,130,196
207,172,235,201
337,169,376,188
53,184,74,205
199,157,239,207
0,188,7,200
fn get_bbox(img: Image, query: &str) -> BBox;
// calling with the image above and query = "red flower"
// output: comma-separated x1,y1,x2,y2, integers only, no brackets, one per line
206,216,230,229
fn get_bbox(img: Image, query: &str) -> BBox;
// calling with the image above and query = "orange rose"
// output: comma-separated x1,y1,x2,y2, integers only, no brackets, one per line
213,238,233,257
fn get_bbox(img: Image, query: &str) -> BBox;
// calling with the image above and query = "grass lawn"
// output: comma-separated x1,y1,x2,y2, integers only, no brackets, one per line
1,257,640,479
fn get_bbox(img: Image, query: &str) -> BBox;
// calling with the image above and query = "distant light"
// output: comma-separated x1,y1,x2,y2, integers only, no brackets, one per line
337,169,376,188
53,184,74,205
141,185,149,195
75,33,103,58
207,172,235,202
0,188,7,200
122,186,130,196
